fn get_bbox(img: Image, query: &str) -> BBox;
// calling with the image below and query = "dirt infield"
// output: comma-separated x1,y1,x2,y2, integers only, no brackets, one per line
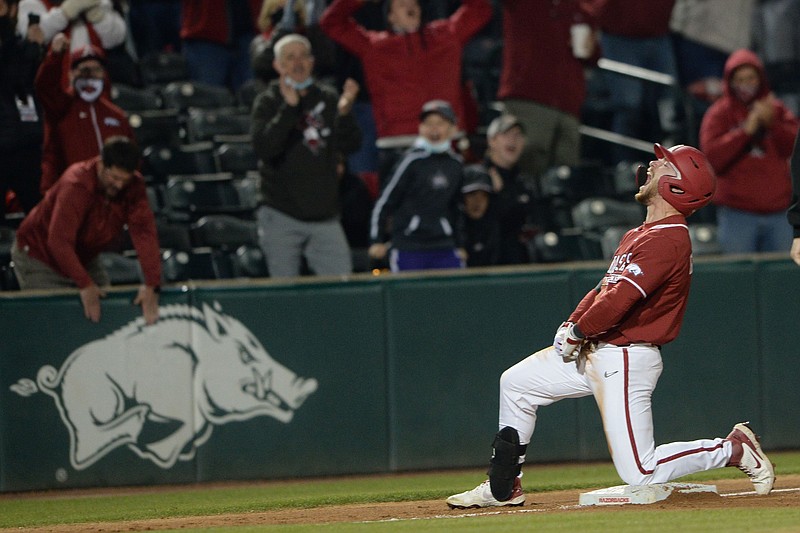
11,475,800,532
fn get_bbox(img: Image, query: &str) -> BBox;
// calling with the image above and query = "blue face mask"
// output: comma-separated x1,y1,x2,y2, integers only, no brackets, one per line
414,137,451,154
284,76,314,91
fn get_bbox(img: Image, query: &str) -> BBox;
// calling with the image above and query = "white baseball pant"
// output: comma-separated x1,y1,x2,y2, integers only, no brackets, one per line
498,343,733,485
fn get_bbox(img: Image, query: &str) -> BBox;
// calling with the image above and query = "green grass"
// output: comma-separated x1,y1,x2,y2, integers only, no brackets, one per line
2,451,800,531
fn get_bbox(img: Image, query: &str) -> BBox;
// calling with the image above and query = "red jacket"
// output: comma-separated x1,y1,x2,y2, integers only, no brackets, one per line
321,0,491,139
497,0,600,118
180,0,261,44
16,158,161,288
699,49,799,213
35,48,134,193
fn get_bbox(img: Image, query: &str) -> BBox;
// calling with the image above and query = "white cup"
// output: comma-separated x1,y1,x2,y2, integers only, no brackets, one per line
570,23,592,59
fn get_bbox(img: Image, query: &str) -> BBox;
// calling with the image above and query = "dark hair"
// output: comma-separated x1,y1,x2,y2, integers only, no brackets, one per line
101,136,140,172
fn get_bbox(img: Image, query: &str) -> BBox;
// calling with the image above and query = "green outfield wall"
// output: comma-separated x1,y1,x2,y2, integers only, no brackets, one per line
1,255,798,492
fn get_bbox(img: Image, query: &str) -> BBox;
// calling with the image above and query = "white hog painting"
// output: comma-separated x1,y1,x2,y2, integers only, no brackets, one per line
10,302,318,470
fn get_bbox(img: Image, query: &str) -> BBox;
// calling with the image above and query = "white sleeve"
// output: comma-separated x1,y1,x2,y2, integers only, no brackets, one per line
88,0,128,49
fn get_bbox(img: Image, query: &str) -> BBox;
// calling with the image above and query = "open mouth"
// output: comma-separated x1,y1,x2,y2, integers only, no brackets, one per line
636,165,650,187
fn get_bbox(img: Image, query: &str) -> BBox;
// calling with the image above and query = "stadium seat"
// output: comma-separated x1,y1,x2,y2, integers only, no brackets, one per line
142,142,218,183
689,223,721,256
215,140,258,177
571,197,644,233
185,107,251,143
161,81,237,112
530,229,602,263
156,219,193,252
129,109,184,149
161,247,233,281
98,252,143,285
190,214,258,250
111,83,163,113
228,245,269,278
540,162,613,201
571,197,644,257
0,226,18,290
611,160,646,198
237,78,267,110
146,185,162,214
162,173,253,221
600,225,630,259
138,51,190,85
234,172,261,212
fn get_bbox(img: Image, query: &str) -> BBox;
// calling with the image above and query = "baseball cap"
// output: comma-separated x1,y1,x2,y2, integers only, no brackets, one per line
487,114,525,138
70,45,106,70
461,171,494,194
419,100,457,124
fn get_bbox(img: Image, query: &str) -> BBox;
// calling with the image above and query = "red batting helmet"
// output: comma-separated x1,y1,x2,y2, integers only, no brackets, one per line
653,143,716,215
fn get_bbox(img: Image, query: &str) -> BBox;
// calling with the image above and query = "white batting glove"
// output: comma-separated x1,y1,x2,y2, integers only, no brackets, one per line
553,321,572,353
554,322,585,362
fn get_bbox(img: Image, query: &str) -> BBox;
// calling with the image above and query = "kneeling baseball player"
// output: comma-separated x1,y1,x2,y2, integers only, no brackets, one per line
447,144,775,509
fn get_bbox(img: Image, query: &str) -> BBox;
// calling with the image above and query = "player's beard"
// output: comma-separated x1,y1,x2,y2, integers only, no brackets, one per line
635,179,658,205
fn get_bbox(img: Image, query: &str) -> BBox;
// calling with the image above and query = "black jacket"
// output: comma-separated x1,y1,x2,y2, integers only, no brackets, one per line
463,158,541,263
0,32,43,149
251,80,361,221
789,131,800,238
371,147,464,250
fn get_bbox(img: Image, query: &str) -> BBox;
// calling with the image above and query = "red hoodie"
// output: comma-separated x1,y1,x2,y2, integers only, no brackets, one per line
497,0,600,118
321,0,491,139
699,49,799,213
35,48,134,193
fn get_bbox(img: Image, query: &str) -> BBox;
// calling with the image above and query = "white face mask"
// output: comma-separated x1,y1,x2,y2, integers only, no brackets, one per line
414,137,451,154
74,78,104,103
733,84,758,104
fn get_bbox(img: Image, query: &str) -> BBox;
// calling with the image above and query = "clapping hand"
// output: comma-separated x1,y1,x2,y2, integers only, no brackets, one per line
338,78,359,115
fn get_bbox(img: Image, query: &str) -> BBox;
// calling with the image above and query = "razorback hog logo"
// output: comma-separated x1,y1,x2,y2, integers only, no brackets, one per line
10,302,318,470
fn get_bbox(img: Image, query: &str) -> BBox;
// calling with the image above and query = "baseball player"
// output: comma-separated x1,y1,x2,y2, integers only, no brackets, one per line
447,144,775,509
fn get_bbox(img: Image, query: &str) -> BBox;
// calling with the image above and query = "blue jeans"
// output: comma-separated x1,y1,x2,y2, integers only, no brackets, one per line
348,102,379,174
716,206,793,254
182,34,254,92
600,33,680,163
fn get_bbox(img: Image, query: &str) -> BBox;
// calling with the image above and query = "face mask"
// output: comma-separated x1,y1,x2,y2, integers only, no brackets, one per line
733,84,758,104
74,77,104,102
284,76,314,91
414,137,451,154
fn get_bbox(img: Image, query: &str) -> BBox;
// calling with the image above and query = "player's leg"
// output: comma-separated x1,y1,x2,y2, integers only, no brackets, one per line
498,346,593,445
447,346,592,508
586,343,667,485
590,345,773,494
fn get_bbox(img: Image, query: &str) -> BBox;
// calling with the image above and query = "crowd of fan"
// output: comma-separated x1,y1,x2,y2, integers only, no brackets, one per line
2,0,800,293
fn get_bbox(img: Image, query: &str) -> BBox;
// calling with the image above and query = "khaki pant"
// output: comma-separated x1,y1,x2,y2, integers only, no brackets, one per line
11,239,109,289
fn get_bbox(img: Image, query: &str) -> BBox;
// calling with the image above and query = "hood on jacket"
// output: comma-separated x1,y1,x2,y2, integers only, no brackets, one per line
723,48,770,104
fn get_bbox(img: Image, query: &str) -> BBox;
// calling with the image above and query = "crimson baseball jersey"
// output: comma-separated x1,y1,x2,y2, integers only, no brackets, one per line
569,214,692,346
